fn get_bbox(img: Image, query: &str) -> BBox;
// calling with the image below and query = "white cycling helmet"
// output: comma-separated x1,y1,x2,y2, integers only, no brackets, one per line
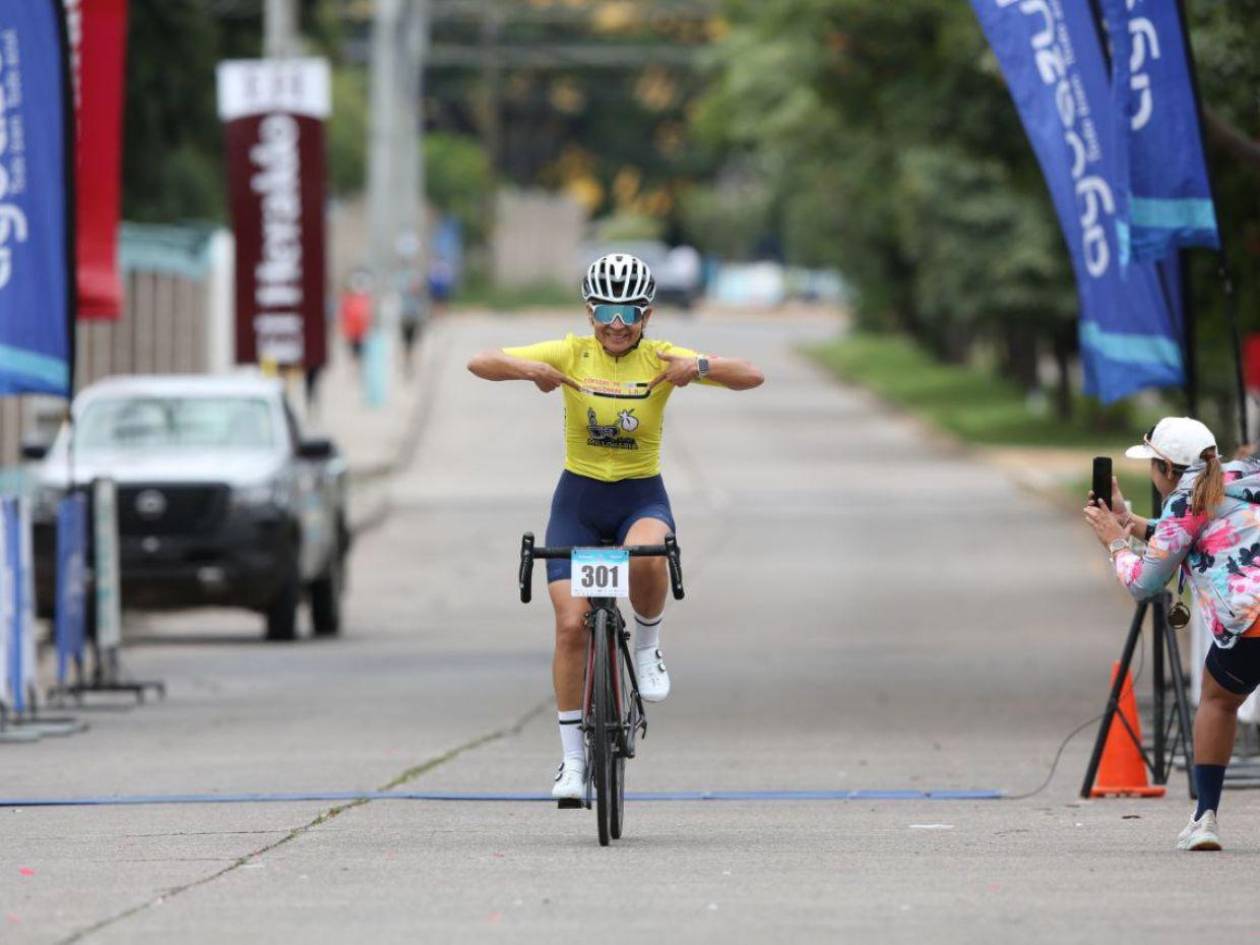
581,253,656,305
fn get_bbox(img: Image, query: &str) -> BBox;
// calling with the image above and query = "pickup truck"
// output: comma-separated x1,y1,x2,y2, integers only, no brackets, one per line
27,374,350,641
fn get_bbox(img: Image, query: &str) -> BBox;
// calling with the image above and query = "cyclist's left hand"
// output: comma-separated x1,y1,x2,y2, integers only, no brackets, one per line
649,352,699,389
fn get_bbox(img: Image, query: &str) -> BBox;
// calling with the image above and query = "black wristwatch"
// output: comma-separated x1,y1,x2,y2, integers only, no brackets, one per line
696,356,710,379
1144,522,1156,541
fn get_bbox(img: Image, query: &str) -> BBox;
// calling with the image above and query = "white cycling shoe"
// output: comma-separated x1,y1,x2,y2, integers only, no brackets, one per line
552,759,586,807
635,647,671,703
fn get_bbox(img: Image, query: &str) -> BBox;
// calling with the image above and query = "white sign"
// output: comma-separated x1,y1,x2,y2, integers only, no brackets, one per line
570,548,630,599
93,480,122,650
216,58,332,122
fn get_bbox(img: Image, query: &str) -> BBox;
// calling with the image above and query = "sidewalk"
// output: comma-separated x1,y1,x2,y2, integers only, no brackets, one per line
300,327,441,534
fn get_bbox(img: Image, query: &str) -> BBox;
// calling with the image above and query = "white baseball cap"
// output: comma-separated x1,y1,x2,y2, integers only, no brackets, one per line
1125,417,1217,467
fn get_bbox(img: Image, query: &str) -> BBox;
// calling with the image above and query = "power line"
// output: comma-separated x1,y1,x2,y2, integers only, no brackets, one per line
429,42,704,68
342,0,720,23
345,40,707,68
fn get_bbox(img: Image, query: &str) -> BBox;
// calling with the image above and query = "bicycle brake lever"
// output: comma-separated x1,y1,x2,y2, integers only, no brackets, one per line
519,532,535,603
665,535,684,600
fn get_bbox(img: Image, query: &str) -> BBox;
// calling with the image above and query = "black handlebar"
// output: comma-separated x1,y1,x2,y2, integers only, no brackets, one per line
518,531,684,603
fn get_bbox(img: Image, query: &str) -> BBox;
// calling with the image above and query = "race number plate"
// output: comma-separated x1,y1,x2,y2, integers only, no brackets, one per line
570,548,630,598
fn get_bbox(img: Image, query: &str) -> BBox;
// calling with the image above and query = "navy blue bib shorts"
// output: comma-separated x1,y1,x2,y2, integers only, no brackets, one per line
544,471,676,583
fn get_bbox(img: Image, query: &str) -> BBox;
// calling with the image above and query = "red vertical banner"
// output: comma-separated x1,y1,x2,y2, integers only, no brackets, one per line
216,59,329,369
65,0,127,320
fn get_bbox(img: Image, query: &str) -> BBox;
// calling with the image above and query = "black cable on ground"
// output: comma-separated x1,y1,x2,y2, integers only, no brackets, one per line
1005,714,1105,801
1007,636,1149,801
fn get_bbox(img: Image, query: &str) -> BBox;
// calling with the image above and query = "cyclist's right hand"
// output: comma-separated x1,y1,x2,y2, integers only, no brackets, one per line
528,363,579,393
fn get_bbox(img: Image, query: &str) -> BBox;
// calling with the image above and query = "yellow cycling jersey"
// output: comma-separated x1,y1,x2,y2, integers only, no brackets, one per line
503,333,712,482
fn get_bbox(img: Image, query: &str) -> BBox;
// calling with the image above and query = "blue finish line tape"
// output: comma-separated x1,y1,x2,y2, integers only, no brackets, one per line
0,789,1002,808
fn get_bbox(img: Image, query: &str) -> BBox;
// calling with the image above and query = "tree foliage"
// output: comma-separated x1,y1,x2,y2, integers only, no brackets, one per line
328,68,369,197
122,0,358,219
697,0,1260,411
424,132,492,244
423,3,721,229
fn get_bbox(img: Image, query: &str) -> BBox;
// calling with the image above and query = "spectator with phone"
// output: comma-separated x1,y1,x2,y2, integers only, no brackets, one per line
1084,417,1260,852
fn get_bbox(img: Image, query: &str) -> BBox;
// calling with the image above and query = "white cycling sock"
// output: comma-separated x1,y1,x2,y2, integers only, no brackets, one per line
558,710,584,764
633,609,663,652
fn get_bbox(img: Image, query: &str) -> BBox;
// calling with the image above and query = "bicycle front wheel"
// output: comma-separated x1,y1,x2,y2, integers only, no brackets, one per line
609,620,630,839
591,608,614,847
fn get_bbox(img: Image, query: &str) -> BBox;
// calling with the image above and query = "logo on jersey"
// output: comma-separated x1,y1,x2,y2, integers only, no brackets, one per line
587,407,639,450
578,377,652,400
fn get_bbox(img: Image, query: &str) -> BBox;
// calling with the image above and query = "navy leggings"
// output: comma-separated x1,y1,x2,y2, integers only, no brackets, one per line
544,471,676,582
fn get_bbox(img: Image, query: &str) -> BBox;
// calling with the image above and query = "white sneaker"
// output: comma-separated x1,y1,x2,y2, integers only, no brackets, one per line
1177,810,1222,851
551,759,585,804
635,647,671,703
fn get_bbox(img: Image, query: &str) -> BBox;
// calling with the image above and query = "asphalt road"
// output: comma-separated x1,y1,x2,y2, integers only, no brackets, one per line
5,311,1260,944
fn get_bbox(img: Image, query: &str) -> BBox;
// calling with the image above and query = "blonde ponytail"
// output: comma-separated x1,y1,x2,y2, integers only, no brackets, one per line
1190,449,1225,516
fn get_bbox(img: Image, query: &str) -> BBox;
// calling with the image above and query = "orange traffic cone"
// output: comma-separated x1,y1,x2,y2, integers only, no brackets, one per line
1089,661,1166,798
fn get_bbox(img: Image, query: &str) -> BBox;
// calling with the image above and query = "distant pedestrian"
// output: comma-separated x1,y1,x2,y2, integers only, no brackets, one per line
399,271,426,378
304,363,322,412
428,257,454,317
339,269,373,365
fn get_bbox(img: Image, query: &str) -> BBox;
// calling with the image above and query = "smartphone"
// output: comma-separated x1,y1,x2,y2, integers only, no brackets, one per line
1092,456,1113,509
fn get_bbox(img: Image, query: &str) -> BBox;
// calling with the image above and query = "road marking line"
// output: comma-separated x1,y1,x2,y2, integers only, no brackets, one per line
2,788,1001,808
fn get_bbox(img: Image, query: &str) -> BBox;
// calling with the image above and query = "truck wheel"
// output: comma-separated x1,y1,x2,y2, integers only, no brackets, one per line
265,567,299,642
310,553,343,637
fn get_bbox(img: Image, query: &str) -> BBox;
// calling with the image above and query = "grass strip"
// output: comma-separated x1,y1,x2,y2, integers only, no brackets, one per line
805,331,1171,509
803,332,1162,451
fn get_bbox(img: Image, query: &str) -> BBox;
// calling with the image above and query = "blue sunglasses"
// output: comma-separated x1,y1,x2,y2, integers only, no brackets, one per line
590,303,647,326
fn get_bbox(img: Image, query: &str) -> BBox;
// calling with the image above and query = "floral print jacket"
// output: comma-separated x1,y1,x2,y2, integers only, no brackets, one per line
1112,459,1260,649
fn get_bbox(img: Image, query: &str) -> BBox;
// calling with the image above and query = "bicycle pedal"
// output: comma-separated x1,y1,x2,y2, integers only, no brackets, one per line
556,798,583,810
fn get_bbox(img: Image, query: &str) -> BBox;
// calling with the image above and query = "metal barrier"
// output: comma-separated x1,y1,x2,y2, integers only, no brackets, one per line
0,496,85,741
48,480,165,705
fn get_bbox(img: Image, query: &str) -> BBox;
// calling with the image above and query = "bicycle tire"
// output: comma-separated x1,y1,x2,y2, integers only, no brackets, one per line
609,616,628,839
592,608,613,847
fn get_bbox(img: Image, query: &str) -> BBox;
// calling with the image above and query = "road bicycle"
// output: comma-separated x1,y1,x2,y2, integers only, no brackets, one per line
519,532,684,846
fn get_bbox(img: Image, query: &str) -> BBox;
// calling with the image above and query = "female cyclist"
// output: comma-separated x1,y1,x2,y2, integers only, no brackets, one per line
1085,417,1260,851
467,253,764,802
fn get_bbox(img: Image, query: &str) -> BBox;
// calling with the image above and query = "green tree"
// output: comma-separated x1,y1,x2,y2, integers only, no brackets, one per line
328,68,369,196
122,0,354,219
1184,0,1260,440
424,132,492,244
698,0,1260,422
695,0,1144,416
122,1,246,221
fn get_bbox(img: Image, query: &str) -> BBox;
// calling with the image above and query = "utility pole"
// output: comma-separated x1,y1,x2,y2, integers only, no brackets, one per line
396,0,428,276
367,0,401,298
366,0,428,406
479,0,501,278
263,0,299,58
